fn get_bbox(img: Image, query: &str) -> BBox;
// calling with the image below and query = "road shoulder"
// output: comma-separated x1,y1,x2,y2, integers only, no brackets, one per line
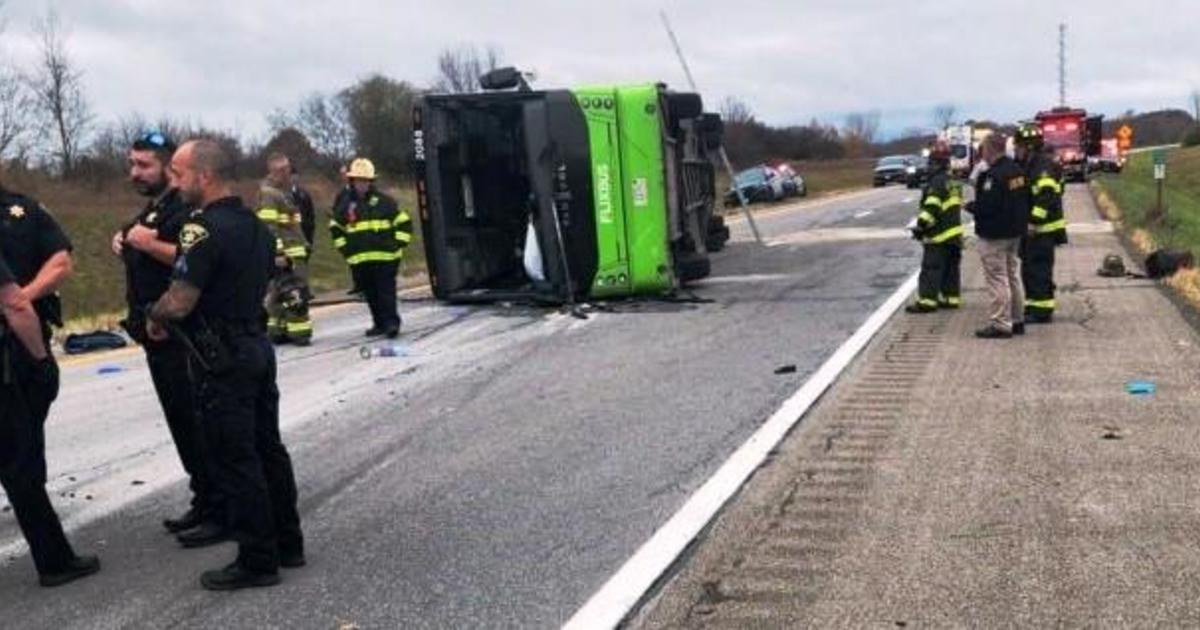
633,185,1200,627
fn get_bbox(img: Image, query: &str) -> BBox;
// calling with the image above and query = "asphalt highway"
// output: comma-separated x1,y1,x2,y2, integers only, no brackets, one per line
0,185,919,629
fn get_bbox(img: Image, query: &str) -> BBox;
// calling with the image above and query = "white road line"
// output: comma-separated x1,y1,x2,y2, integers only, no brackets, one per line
562,269,920,630
853,210,874,219
900,195,917,204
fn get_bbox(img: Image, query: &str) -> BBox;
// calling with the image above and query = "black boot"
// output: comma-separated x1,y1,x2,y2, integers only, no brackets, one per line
163,508,204,533
39,555,100,588
200,563,281,591
975,325,1013,339
177,521,231,548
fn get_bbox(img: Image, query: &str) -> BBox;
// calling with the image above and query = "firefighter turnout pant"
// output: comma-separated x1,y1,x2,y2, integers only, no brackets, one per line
916,243,962,310
358,261,400,332
192,333,303,573
1021,235,1057,320
0,348,78,577
266,262,312,343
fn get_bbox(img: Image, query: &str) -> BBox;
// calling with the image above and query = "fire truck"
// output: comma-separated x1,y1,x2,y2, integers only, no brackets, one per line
1033,107,1104,182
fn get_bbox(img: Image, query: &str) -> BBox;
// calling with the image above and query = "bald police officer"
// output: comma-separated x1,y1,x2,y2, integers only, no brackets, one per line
146,139,304,590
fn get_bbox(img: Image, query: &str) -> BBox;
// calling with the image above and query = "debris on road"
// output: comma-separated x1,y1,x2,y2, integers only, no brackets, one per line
360,344,408,359
97,365,125,375
774,364,798,375
1125,380,1156,395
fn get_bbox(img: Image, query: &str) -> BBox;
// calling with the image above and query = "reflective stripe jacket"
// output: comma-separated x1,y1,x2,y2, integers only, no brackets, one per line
256,183,309,261
914,170,963,245
1025,152,1067,244
330,187,413,266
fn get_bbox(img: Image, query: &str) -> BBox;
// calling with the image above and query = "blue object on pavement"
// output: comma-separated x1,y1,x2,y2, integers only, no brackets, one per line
1125,380,1156,395
97,365,125,375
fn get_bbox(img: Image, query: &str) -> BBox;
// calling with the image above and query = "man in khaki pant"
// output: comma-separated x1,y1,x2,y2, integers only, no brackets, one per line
967,134,1031,339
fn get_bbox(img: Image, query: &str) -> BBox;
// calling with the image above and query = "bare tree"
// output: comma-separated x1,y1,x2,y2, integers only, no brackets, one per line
719,96,755,125
432,44,503,94
0,8,33,160
843,111,881,144
932,103,957,130
28,9,92,175
270,92,355,164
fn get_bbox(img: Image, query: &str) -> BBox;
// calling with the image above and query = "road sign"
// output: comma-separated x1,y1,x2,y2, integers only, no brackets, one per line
1153,148,1167,166
1155,164,1166,180
1117,125,1134,151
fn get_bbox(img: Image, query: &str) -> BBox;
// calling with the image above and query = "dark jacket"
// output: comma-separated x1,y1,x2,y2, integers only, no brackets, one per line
914,168,963,245
971,156,1030,240
329,187,413,266
1024,151,1067,245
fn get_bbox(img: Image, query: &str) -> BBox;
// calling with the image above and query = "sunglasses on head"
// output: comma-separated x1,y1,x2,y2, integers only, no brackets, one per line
134,130,176,152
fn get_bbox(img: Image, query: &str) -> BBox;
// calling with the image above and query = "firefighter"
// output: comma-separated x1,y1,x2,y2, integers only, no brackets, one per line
257,153,313,345
330,158,412,338
1015,123,1066,324
905,141,964,313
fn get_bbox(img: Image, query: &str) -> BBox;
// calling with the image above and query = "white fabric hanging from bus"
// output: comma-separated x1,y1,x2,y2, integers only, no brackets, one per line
523,220,546,282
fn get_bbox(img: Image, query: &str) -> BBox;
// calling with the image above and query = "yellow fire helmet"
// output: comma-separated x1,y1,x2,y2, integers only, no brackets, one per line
347,158,377,180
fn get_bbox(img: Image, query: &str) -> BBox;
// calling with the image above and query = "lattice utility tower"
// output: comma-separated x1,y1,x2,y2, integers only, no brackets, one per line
1059,23,1067,107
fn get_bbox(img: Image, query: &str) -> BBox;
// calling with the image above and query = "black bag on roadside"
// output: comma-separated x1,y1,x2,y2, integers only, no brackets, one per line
1145,248,1195,279
63,331,128,355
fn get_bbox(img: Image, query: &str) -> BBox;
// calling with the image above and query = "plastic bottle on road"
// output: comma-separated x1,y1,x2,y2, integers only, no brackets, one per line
359,344,408,359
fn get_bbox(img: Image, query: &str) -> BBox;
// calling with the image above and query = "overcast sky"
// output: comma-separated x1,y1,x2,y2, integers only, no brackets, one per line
3,1,1198,141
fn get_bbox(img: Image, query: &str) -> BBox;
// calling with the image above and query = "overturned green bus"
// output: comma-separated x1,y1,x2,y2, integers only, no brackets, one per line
413,69,729,303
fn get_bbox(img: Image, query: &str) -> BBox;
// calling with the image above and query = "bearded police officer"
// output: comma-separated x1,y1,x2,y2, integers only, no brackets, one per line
147,139,304,590
0,185,99,586
112,131,225,546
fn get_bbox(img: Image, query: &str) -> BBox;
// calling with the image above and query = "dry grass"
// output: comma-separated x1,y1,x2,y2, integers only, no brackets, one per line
1166,267,1200,306
1,169,421,330
1093,146,1200,311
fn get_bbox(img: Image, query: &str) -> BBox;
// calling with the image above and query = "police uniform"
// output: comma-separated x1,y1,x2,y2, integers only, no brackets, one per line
330,186,412,336
171,196,303,579
0,188,71,338
1,193,97,584
910,166,965,311
120,188,219,528
257,183,313,344
1021,150,1067,322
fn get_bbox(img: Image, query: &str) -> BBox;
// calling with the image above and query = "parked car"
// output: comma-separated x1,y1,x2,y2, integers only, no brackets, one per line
873,155,915,187
905,156,931,189
771,163,807,197
724,165,787,206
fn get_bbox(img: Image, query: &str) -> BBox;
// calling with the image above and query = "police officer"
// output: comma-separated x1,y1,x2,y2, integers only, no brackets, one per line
906,142,964,313
147,139,304,590
1015,122,1067,324
969,133,1030,339
330,158,412,338
0,186,99,586
111,130,224,546
291,165,316,247
258,153,313,345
